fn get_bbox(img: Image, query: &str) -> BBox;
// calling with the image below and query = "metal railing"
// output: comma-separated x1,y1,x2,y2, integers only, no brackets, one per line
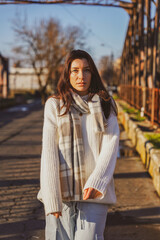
119,85,160,125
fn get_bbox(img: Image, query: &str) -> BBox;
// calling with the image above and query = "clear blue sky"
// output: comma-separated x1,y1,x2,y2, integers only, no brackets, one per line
0,3,130,66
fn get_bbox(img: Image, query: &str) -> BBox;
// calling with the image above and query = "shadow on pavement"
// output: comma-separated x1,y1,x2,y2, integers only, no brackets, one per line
114,171,150,179
0,100,43,128
0,179,40,187
0,219,45,236
107,206,160,226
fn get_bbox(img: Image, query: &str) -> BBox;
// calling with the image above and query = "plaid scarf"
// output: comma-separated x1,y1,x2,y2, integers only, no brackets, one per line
57,92,105,200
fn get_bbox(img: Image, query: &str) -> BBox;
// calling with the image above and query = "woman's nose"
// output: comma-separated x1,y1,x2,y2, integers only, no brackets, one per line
78,70,84,79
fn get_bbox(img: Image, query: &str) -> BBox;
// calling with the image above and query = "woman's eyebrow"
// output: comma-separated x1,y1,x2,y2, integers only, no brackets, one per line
83,66,90,69
71,66,90,69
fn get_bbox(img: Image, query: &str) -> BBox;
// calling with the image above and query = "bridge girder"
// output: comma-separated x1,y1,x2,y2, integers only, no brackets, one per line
121,0,160,90
0,0,135,11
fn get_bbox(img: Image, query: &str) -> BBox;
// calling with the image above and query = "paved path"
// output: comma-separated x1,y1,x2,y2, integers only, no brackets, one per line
105,123,160,240
0,104,160,240
0,103,45,240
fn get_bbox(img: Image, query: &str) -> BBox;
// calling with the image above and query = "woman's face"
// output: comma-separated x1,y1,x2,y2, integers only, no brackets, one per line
69,58,92,96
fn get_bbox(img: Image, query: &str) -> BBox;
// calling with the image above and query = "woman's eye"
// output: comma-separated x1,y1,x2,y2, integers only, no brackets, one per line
72,70,78,73
84,69,90,73
71,69,90,74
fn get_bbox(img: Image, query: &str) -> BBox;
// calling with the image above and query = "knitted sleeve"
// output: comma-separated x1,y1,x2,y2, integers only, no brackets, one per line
40,97,62,215
83,113,120,199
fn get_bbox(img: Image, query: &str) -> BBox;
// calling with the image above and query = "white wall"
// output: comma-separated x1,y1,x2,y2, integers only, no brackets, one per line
9,67,47,90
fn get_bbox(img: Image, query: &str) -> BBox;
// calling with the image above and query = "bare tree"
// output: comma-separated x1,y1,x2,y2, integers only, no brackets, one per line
99,54,120,88
12,16,86,103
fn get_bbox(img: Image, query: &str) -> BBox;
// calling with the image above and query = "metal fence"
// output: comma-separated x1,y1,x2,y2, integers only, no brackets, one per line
119,85,160,125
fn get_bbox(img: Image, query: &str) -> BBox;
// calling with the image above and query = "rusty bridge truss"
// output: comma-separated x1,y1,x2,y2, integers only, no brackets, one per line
121,0,160,89
0,0,160,123
0,0,134,10
119,0,160,124
1,0,159,89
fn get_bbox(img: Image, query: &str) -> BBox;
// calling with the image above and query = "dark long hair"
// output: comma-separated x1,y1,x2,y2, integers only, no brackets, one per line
55,49,117,119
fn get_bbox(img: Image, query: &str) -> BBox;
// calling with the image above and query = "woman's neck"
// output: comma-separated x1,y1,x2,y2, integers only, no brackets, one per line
81,94,88,102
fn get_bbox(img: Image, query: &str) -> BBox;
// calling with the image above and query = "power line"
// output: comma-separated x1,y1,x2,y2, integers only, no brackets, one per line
60,4,120,52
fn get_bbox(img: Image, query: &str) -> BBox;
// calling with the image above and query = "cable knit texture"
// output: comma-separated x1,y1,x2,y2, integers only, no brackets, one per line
37,97,120,216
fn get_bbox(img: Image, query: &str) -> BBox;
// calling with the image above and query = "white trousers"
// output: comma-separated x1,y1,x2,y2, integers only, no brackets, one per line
45,201,108,240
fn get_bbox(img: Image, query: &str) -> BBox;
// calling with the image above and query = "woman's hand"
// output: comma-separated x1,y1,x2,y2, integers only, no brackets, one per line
52,212,62,219
83,187,102,200
51,188,102,218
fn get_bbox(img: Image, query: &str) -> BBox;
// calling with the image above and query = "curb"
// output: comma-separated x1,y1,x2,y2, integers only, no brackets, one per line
117,101,160,196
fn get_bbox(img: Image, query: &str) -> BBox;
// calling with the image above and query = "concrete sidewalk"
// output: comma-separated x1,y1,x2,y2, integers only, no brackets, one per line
105,123,160,240
116,100,160,198
0,105,160,239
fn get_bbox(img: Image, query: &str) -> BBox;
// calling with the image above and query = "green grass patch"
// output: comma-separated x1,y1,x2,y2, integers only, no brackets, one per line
144,133,160,149
112,94,119,100
132,111,146,122
123,107,136,114
134,115,146,121
120,102,146,121
121,104,138,114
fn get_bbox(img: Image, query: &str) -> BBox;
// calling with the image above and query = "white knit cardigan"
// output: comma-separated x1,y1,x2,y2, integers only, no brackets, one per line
37,96,120,216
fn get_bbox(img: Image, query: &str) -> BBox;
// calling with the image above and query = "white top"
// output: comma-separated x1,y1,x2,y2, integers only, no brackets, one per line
37,97,120,216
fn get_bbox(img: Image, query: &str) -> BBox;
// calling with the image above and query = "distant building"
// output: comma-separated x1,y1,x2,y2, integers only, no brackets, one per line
0,54,9,98
9,67,47,91
113,57,121,71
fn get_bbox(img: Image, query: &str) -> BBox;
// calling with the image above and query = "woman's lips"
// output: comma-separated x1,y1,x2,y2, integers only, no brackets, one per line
77,83,86,86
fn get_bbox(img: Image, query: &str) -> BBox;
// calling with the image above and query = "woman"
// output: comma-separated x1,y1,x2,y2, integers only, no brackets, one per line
37,49,120,240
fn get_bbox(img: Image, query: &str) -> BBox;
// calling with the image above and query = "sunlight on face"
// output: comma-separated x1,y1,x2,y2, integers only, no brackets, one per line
69,58,92,96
